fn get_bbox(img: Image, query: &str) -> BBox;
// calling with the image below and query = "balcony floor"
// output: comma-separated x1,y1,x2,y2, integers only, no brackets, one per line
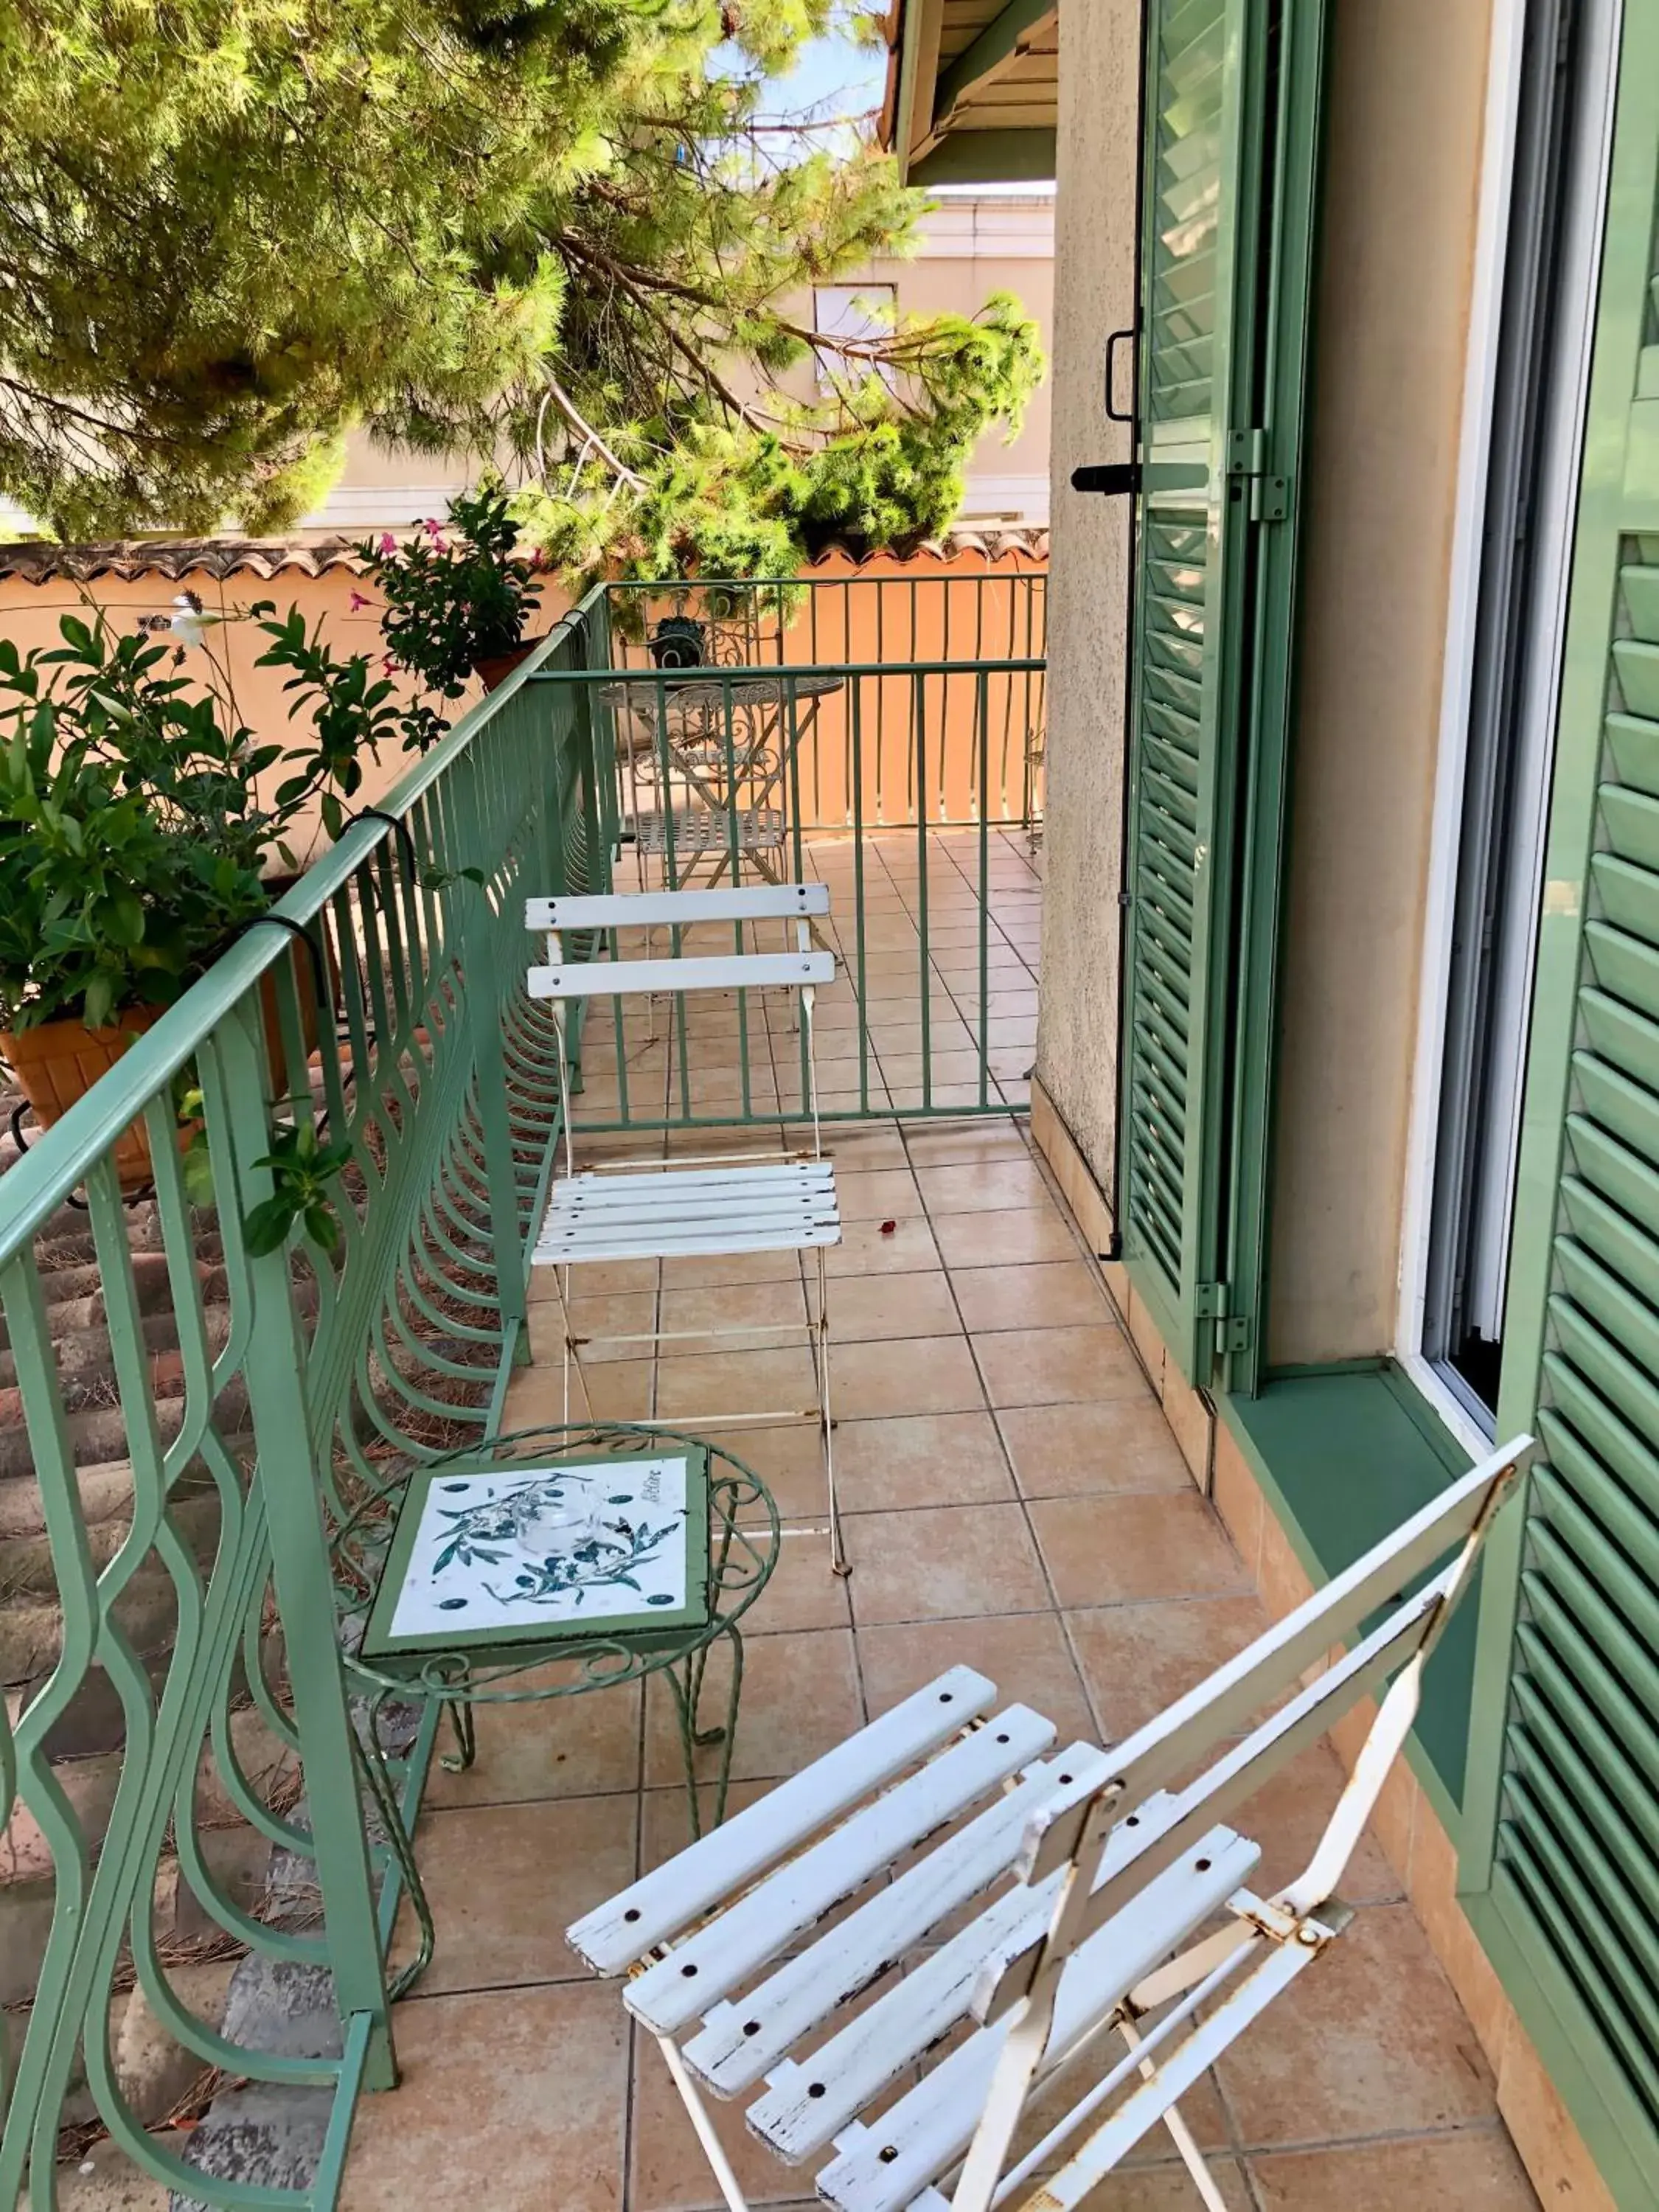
338,838,1539,2212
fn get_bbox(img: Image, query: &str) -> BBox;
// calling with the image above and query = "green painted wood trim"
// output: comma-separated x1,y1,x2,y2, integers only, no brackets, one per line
933,0,1056,122
1465,1883,1657,2211
908,128,1057,184
1464,0,1659,1896
1121,0,1265,1382
1221,0,1332,1397
891,0,930,178
1214,1366,1474,1826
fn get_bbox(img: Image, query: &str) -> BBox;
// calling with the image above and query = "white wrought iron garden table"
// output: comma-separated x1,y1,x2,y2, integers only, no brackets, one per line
600,670,844,886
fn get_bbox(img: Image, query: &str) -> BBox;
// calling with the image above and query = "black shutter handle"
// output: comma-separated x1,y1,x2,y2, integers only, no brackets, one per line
1104,327,1135,422
1071,463,1141,495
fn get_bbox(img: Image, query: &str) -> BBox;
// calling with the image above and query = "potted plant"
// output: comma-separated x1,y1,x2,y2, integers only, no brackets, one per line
0,613,352,1178
359,483,544,698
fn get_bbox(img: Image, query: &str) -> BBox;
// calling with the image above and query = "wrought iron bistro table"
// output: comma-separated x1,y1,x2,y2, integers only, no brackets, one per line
601,670,845,887
335,1422,779,1997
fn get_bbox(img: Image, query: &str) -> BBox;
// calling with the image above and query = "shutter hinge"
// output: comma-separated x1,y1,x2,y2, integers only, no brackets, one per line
1225,428,1290,524
1194,1281,1253,1355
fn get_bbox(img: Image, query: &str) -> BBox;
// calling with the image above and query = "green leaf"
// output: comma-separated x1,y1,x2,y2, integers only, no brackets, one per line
304,1200,343,1253
243,1194,298,1257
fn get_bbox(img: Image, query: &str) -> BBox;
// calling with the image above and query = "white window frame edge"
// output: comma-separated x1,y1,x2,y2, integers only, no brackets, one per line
1394,0,1530,1464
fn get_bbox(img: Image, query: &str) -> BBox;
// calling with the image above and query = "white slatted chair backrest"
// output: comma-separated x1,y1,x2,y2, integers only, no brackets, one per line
525,884,835,1003
944,1435,1530,2212
524,883,837,1172
978,1436,1529,2025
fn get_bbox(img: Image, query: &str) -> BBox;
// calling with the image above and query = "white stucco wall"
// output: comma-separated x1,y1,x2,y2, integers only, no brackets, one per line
1032,0,1141,1192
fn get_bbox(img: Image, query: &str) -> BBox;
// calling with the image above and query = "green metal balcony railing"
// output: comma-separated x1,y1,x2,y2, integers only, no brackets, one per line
0,615,597,2211
0,571,1045,2209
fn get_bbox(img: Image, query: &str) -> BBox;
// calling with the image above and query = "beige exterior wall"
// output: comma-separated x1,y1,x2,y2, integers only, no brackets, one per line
1265,0,1493,1363
1031,0,1141,1189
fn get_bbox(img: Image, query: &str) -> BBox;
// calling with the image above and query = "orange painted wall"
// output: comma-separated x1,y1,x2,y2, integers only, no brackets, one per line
0,543,1047,863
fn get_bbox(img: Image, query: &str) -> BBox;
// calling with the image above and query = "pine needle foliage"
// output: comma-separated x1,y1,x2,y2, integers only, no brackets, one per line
0,0,1042,577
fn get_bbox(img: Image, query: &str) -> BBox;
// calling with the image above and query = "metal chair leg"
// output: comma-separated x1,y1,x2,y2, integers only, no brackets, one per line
813,1244,846,1576
665,1623,745,1839
655,2031,753,2212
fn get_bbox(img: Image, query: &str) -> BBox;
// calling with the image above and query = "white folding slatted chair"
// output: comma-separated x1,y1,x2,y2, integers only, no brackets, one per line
567,1438,1530,2211
526,883,846,1571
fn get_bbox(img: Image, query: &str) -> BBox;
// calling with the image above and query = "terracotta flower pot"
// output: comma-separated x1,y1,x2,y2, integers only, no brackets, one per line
1,1006,167,1188
473,638,543,690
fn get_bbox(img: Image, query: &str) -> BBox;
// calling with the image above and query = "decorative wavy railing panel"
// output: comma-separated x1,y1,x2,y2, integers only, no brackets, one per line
0,605,602,2210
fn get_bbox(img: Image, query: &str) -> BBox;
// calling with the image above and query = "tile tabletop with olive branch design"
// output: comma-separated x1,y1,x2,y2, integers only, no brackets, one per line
362,1449,712,1658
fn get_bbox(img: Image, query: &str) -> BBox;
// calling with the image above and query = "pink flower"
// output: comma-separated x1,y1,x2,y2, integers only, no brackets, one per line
349,590,370,611
378,533,397,556
383,653,398,675
420,518,448,547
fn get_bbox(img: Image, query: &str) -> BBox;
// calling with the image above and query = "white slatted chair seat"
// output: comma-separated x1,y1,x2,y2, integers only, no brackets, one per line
568,1441,1531,2212
524,883,848,1569
532,1158,840,1266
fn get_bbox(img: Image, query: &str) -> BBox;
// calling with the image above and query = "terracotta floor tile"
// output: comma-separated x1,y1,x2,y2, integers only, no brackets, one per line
917,1158,1054,1214
1215,1902,1500,2148
526,1256,657,1301
741,1522,853,1633
827,1268,962,1342
339,1980,626,2212
844,1501,1050,1624
823,1213,942,1277
526,1290,658,1364
902,1121,1034,1166
658,1247,806,1290
1248,2131,1540,2210
951,1260,1113,1332
1057,2158,1253,2209
998,1400,1191,1498
1030,1494,1250,1611
392,1795,636,1994
422,1667,641,1809
824,1126,912,1169
832,1335,987,1418
874,1051,995,1088
643,1627,863,1787
931,1206,1082,1267
1066,1596,1271,1740
629,2025,808,2209
835,1167,925,1219
657,1277,810,1354
833,1411,1014,1511
654,1346,821,1423
973,1324,1146,1408
549,1357,655,1423
858,1608,1096,1744
636,1777,772,1874
699,1421,830,1519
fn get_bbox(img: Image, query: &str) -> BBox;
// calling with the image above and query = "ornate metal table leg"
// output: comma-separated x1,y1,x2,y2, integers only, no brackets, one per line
440,1695,476,1775
353,1695,436,2000
666,1623,745,1840
707,1623,745,1830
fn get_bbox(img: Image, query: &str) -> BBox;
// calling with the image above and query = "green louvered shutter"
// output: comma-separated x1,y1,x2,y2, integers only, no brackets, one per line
1468,5,1659,2192
1119,0,1315,1381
